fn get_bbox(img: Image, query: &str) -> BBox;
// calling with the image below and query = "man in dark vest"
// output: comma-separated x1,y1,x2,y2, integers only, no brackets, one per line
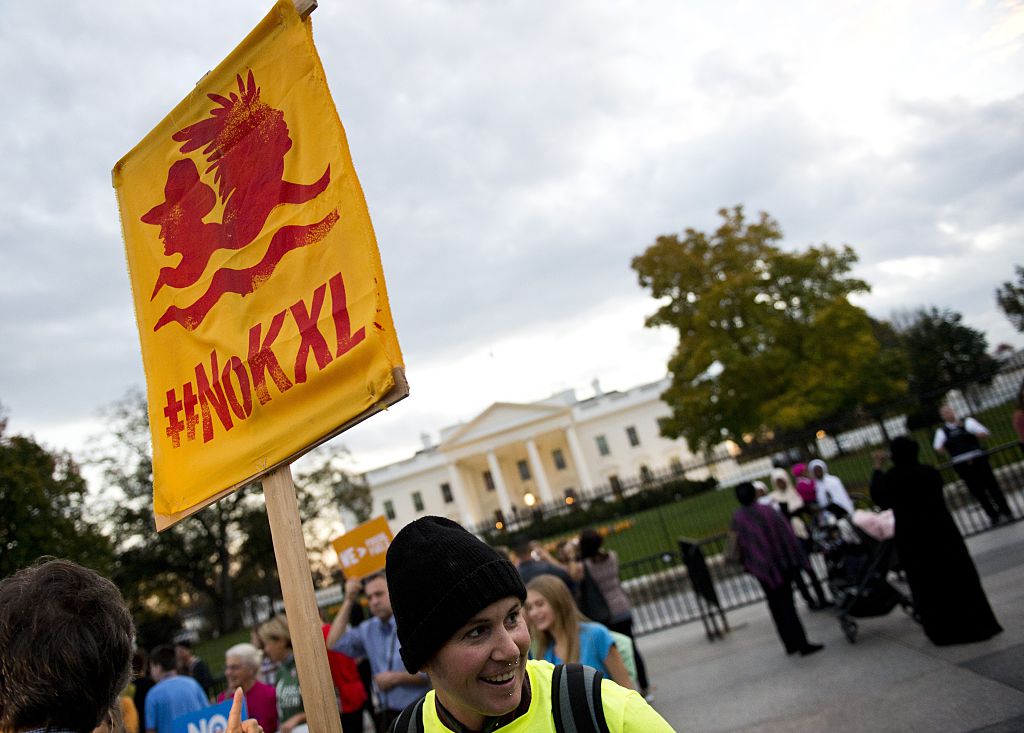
933,405,1013,526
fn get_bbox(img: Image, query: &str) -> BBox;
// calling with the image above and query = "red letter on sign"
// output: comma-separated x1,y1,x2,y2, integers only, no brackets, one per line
195,349,234,443
291,283,332,385
329,272,365,358
183,381,199,442
222,355,253,420
248,310,293,405
164,388,184,448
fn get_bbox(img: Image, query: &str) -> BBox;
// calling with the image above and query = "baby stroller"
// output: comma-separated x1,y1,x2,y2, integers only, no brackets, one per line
812,506,914,643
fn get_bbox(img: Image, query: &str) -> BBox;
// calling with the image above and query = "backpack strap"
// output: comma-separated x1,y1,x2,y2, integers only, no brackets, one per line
550,663,610,733
388,695,425,733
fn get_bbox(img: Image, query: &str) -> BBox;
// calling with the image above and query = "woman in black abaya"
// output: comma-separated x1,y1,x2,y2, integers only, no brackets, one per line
870,436,1002,645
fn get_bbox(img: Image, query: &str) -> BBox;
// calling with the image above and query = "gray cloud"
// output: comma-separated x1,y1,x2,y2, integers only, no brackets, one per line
2,0,1023,459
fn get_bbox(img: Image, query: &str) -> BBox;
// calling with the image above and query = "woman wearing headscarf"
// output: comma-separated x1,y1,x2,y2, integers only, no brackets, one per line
808,459,855,516
870,437,1002,646
768,467,831,610
729,482,824,656
791,463,817,504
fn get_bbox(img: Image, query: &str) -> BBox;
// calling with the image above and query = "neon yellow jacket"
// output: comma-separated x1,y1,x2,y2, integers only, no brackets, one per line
420,659,676,733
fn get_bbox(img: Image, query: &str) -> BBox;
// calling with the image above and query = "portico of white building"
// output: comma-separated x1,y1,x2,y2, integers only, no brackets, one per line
365,377,727,533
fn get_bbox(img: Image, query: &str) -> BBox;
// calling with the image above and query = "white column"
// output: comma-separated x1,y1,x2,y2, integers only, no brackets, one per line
446,461,476,528
486,451,514,521
525,439,555,505
564,426,594,492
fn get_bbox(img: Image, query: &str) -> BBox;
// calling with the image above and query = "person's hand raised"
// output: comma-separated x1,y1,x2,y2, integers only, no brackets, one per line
344,577,363,598
227,687,263,733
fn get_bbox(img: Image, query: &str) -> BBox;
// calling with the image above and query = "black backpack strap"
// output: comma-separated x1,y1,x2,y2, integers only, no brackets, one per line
550,663,610,733
388,695,425,733
586,665,610,733
551,664,569,733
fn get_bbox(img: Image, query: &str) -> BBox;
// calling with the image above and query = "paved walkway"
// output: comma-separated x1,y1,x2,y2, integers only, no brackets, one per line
641,520,1024,732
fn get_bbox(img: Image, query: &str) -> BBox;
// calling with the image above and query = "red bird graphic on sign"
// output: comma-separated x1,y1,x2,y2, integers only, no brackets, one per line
141,70,338,331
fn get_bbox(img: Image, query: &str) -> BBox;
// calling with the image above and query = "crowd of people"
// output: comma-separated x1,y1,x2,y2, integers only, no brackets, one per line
0,536,669,733
729,402,1011,657
4,518,666,733
3,398,1018,733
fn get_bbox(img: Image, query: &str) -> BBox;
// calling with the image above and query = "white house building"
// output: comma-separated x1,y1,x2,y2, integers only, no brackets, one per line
364,377,744,533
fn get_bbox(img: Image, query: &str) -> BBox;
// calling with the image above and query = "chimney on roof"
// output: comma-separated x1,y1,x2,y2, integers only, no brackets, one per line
420,432,433,450
592,378,603,398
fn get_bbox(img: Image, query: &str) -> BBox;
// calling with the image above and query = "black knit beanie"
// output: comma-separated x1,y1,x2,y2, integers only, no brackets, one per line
386,516,526,673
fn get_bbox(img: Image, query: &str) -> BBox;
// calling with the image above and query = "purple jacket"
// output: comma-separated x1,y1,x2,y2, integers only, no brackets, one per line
731,503,808,590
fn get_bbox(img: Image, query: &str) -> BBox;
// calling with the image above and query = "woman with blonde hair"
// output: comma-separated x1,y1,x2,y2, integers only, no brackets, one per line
524,574,634,689
259,614,306,733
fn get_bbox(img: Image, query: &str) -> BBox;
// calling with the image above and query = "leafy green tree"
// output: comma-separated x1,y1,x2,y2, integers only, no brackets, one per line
896,307,998,420
91,389,269,635
0,404,112,578
632,206,899,450
854,318,910,441
296,445,372,525
996,265,1024,333
91,389,362,635
860,318,910,412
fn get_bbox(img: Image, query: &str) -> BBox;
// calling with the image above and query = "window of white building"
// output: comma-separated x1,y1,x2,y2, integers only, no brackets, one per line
383,500,396,520
552,449,566,470
626,426,640,447
440,482,453,503
412,491,424,512
596,435,610,456
517,459,531,481
483,470,495,491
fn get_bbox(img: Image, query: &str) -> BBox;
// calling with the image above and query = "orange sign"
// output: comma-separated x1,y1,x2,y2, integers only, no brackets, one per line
113,1,405,529
331,516,394,579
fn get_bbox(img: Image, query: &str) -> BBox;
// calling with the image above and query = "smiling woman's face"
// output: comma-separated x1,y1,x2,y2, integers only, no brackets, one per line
224,654,255,690
525,589,554,633
422,597,531,731
261,633,289,662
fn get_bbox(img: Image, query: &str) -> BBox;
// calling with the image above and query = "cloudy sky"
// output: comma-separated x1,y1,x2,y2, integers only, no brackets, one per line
2,0,1023,475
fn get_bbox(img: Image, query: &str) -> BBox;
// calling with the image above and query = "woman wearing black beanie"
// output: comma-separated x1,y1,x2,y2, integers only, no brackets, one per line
385,516,675,733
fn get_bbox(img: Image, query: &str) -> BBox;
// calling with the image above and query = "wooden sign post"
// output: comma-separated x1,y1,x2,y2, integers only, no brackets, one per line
113,3,407,731
264,466,340,733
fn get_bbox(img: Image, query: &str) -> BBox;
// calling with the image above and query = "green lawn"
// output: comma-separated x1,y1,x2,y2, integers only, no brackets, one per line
195,628,250,678
189,397,1022,655
550,396,1023,571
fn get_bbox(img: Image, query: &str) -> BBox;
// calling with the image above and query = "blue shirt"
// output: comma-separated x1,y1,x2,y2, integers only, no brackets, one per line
332,614,429,711
540,622,615,677
145,674,208,733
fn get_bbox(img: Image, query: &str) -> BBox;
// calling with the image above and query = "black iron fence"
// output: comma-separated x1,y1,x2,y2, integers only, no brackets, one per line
476,357,1024,637
622,440,1023,637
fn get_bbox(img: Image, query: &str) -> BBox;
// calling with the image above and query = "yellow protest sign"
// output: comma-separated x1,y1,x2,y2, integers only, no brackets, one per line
113,1,405,529
331,515,394,579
